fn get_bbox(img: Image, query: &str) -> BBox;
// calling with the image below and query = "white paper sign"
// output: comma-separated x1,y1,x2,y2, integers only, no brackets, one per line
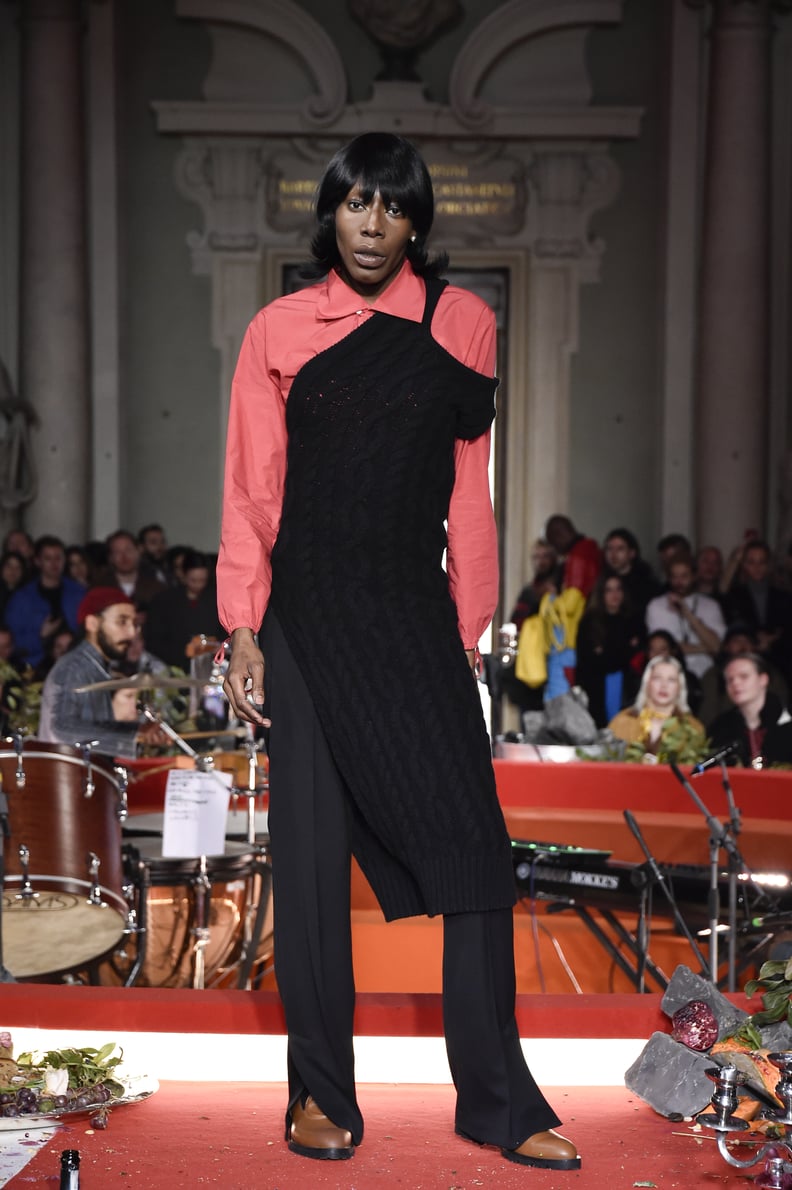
162,768,233,858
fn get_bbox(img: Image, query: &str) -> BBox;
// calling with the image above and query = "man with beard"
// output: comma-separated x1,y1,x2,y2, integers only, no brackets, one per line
38,587,167,756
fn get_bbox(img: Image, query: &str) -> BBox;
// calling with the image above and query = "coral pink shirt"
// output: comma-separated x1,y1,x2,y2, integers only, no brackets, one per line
217,261,499,649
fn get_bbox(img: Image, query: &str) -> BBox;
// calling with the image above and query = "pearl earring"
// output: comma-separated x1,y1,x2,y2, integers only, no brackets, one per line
410,234,416,242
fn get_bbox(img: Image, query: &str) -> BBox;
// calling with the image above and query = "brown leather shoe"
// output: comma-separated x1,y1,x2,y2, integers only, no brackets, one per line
502,1128,581,1169
288,1096,355,1161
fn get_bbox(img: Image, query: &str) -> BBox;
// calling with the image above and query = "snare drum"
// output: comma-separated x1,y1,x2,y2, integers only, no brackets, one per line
0,741,128,979
106,835,272,989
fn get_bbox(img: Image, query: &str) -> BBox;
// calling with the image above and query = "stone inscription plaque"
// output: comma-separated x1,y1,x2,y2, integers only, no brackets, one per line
266,152,525,238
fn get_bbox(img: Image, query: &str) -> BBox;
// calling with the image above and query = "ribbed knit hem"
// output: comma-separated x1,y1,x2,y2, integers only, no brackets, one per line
374,850,517,922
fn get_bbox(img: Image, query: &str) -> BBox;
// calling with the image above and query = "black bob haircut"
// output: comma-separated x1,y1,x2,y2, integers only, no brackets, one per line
305,132,448,279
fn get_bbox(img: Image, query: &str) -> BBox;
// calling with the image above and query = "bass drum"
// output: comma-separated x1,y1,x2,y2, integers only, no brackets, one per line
1,742,127,979
100,835,272,989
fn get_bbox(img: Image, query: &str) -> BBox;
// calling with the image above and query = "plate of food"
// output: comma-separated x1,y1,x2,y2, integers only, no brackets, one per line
0,1033,158,1131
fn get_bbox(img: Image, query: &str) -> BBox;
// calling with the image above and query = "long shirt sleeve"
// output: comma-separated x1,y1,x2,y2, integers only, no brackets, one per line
217,262,499,647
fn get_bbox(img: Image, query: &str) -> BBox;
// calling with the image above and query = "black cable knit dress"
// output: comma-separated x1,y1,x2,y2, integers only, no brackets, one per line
269,277,515,921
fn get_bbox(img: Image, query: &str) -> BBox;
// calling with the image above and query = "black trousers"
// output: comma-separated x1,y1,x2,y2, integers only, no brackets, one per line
262,612,560,1149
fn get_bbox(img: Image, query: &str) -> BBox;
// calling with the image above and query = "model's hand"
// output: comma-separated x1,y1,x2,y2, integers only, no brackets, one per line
464,648,476,674
224,627,270,725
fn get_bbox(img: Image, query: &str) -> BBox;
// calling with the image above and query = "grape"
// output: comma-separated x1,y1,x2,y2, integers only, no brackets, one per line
15,1088,37,1111
0,1092,12,1104
75,1094,91,1110
90,1109,109,1130
2,1104,18,1117
54,1095,68,1109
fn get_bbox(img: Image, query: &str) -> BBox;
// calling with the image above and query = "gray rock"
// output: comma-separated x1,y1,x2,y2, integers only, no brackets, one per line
625,1031,717,1117
660,964,747,1040
759,1020,792,1053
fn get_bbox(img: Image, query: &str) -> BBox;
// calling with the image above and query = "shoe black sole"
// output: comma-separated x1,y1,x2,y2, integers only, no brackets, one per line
288,1139,354,1161
501,1147,581,1170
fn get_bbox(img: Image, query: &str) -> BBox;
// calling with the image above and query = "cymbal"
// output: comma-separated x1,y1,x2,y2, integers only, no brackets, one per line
74,671,214,693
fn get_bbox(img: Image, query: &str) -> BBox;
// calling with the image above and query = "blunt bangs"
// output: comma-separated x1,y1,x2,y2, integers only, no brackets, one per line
306,132,447,279
316,134,434,234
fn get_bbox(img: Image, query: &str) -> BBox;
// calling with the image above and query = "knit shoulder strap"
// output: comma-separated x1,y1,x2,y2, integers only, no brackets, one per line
421,276,449,327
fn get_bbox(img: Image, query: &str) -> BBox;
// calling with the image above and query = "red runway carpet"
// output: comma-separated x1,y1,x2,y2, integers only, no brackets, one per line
7,1081,763,1188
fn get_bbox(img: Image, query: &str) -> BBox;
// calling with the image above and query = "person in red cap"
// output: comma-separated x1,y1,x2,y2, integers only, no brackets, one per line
38,587,167,756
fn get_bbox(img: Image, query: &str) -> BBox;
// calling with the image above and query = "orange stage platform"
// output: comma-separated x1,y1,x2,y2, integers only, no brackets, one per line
113,759,792,997
341,762,790,996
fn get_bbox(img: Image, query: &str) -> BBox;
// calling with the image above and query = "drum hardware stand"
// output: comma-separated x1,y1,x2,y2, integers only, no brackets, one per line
75,741,100,798
0,775,15,981
698,1055,792,1184
119,855,150,988
11,730,26,788
232,737,268,847
138,704,231,792
191,855,212,990
113,765,129,822
86,852,106,907
16,844,38,901
230,853,273,991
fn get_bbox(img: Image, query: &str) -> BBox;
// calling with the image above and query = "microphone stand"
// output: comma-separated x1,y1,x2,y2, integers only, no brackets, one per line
719,761,743,993
668,761,747,991
623,809,711,979
630,861,654,993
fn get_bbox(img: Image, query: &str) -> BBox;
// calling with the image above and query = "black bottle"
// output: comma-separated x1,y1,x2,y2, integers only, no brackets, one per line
60,1149,80,1189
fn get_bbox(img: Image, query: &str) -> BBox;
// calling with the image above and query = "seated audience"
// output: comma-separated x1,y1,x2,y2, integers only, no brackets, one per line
138,523,170,585
1,530,34,571
144,550,223,669
0,627,17,665
697,624,790,727
33,628,75,681
111,686,140,722
116,629,169,678
708,652,792,769
645,627,703,715
693,546,725,605
101,529,166,613
0,551,27,621
575,575,644,727
509,538,559,630
502,540,559,713
602,527,661,615
65,545,91,588
645,556,726,678
165,545,190,588
545,514,602,598
656,533,692,585
5,535,85,669
722,539,792,681
608,654,706,759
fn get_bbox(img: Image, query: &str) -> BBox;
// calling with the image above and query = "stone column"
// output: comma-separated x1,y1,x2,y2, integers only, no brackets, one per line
695,0,772,548
19,0,90,541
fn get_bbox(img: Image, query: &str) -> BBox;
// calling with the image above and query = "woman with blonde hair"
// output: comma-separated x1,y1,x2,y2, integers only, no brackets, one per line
608,653,706,760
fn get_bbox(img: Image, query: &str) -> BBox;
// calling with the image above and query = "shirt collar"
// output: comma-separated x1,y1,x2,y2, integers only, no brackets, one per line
315,260,425,323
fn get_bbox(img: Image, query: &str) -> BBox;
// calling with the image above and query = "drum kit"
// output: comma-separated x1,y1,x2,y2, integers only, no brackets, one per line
0,655,273,991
